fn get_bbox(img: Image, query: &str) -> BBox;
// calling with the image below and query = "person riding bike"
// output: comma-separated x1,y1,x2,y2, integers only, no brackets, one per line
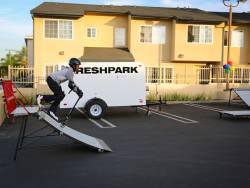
37,58,83,120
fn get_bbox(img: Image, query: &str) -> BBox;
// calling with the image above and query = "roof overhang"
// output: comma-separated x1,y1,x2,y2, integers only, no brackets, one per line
81,47,135,62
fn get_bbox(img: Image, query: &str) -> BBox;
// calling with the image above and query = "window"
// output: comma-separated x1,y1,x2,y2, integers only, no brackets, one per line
59,20,72,39
45,65,60,78
188,25,213,44
224,31,228,46
45,20,58,38
140,26,152,43
232,30,244,47
87,27,96,38
140,25,166,44
44,19,72,39
146,67,173,83
152,26,166,44
224,30,244,47
45,65,54,78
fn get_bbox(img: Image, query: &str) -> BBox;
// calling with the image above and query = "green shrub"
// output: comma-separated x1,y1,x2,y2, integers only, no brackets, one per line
147,92,212,102
17,95,36,105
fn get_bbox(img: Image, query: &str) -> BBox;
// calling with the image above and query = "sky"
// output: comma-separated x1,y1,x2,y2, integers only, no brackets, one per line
0,0,250,59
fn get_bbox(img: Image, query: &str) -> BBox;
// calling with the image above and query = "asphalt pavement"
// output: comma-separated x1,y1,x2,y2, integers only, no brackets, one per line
0,102,250,188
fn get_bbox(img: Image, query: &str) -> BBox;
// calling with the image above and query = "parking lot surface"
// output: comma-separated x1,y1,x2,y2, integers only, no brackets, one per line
0,102,250,188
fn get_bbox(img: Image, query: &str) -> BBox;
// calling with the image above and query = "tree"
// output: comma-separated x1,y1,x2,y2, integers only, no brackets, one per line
1,47,27,67
15,47,28,66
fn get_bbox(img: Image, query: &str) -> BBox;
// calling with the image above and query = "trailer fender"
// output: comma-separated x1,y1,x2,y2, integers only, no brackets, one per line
85,98,107,119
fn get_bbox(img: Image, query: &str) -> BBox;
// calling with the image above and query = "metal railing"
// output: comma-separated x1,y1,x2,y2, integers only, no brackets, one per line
145,66,173,83
146,65,250,84
2,65,250,87
7,66,34,87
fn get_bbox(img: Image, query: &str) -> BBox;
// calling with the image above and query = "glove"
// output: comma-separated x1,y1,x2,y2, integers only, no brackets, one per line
76,88,83,98
68,81,76,91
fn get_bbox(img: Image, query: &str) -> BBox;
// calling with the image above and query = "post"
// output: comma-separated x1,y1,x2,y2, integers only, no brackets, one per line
209,65,213,84
223,0,246,89
8,65,11,80
226,4,233,90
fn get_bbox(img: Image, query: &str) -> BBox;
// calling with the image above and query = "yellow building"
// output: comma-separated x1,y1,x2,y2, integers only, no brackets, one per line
31,2,250,84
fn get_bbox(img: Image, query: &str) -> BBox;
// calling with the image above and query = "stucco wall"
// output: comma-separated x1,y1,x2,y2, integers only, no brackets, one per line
33,17,85,79
83,14,128,47
33,14,129,79
172,23,223,62
130,18,172,66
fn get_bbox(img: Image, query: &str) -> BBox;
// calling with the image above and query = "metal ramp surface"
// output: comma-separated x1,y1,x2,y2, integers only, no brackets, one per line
219,110,250,118
231,89,250,107
38,111,112,152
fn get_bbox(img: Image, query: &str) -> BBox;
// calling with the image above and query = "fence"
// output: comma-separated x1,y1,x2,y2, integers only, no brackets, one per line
197,66,250,84
1,66,34,87
145,66,173,83
1,65,250,87
146,65,250,85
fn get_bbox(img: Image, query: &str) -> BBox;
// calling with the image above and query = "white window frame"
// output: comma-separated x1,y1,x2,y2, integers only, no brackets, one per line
139,25,153,44
139,25,166,44
44,65,54,78
224,30,244,48
43,64,67,78
152,25,166,44
187,24,214,45
43,19,73,40
86,27,97,38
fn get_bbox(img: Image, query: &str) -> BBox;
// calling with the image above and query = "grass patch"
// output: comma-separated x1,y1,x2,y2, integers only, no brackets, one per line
17,95,36,105
147,93,212,102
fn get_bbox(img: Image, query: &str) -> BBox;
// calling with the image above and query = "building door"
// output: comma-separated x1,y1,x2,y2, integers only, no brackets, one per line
115,28,126,47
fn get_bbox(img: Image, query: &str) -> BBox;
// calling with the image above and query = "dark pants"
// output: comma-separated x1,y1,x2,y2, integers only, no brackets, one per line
43,76,65,113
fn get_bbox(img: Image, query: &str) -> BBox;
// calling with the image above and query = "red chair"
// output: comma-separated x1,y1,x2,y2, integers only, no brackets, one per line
1,79,38,117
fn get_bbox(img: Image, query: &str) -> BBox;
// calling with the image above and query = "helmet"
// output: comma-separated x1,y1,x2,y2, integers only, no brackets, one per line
69,58,81,67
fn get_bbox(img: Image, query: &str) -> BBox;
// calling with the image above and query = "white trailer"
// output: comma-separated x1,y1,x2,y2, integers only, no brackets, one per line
60,62,146,119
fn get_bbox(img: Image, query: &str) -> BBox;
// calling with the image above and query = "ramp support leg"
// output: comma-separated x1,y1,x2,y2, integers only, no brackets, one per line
13,116,28,160
229,89,232,105
159,96,162,111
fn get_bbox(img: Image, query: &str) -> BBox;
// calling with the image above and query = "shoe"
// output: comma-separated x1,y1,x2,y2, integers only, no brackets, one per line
49,111,59,121
37,95,43,108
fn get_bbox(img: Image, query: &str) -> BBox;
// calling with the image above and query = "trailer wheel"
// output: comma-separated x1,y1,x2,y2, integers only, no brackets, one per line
85,99,107,119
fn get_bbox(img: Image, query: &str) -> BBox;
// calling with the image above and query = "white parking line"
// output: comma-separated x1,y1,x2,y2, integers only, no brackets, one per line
138,107,198,124
76,108,116,128
183,103,225,112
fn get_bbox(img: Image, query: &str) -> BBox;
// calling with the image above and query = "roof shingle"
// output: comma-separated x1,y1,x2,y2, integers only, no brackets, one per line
31,2,228,22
